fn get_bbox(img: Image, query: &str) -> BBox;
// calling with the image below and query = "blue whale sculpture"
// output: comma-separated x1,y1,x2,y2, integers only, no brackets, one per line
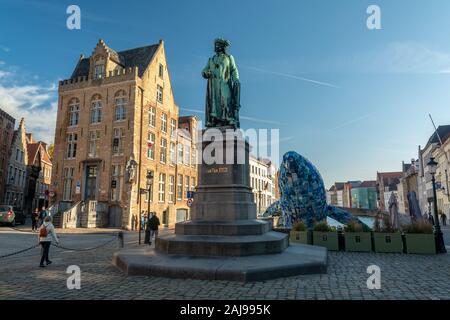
264,151,362,229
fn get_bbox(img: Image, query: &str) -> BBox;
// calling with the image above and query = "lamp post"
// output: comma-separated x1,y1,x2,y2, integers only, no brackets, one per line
146,170,154,224
138,194,143,245
138,171,154,245
427,157,447,253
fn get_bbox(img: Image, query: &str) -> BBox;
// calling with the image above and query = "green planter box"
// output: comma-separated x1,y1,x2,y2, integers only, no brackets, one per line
313,232,339,251
373,233,403,253
405,234,436,255
290,231,308,244
344,232,372,252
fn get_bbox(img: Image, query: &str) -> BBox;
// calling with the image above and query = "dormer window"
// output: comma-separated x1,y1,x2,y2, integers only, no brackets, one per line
94,64,105,79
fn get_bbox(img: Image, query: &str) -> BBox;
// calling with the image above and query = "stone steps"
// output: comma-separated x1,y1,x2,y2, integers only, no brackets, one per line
175,219,271,236
113,243,327,282
52,213,62,228
156,231,289,257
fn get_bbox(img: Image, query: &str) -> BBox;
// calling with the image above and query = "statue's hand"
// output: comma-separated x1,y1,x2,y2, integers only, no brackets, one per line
202,71,212,79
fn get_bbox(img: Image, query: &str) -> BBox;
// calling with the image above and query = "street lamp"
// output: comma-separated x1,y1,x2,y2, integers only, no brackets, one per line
138,171,154,245
427,157,447,253
146,170,154,223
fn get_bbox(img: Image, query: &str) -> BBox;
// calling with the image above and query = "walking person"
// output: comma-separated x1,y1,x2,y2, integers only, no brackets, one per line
148,212,160,246
140,211,145,231
134,214,138,231
131,214,136,231
38,206,48,227
442,213,447,226
428,213,435,226
144,215,151,244
37,216,59,268
31,208,39,232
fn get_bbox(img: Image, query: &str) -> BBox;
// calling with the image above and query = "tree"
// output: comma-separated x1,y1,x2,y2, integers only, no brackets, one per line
48,144,54,160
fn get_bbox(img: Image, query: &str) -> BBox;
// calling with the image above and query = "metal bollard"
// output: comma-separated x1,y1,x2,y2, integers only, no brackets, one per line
117,231,124,248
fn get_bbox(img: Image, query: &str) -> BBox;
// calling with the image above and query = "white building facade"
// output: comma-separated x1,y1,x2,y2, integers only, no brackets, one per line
249,156,277,214
418,126,450,216
327,183,345,207
432,137,450,217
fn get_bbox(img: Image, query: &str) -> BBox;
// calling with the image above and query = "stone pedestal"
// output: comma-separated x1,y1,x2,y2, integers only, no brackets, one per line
156,127,289,256
190,127,255,221
113,127,327,281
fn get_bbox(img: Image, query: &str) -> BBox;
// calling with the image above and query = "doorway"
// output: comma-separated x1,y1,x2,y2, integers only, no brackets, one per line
85,165,98,200
109,205,122,228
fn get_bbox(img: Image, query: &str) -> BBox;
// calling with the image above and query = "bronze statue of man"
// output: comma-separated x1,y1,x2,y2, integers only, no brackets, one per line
202,38,241,128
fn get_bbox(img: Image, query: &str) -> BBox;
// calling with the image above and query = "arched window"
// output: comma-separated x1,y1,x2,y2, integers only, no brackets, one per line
68,98,80,126
90,94,102,124
114,90,127,121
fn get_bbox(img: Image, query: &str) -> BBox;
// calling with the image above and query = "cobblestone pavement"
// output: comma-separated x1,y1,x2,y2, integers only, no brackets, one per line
1,226,449,300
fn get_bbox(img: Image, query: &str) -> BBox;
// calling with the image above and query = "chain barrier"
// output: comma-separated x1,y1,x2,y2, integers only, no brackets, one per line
8,225,120,237
0,232,121,259
51,235,117,251
6,225,33,233
0,244,39,259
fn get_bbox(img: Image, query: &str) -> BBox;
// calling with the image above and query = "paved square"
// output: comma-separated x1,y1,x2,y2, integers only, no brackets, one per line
1,226,449,300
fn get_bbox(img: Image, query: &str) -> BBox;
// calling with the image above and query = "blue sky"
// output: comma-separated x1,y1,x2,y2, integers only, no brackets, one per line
1,0,450,187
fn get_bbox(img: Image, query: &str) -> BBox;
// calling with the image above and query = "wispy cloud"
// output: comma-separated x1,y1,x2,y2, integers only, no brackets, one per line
243,66,340,88
0,62,57,143
179,107,281,125
351,42,450,74
240,115,281,125
0,70,12,77
179,107,203,114
327,112,375,132
257,135,294,147
0,45,10,53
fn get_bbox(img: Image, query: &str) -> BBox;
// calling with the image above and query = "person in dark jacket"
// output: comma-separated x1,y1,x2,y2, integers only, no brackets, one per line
147,212,160,245
131,214,136,231
428,213,435,226
144,212,151,244
134,214,139,230
38,206,48,227
31,208,39,232
441,213,447,226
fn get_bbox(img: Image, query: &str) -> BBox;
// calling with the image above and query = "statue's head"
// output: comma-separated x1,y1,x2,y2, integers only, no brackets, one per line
214,38,230,53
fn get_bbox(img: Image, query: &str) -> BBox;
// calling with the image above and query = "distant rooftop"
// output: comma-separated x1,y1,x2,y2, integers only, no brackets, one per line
426,125,450,147
71,42,160,79
359,180,377,188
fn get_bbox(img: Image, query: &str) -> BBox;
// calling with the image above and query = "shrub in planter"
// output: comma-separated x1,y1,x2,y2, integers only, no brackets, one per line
344,221,372,252
373,214,403,253
402,220,436,255
290,221,308,244
313,222,339,251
